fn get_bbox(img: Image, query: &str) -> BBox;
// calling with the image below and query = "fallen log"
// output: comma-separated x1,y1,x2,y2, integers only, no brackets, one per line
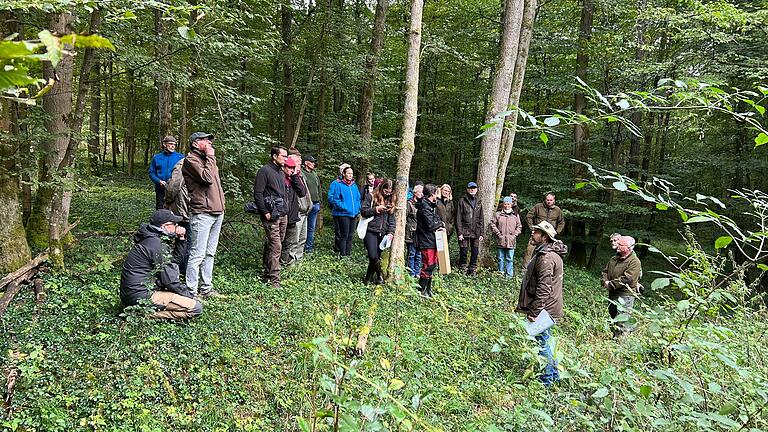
0,252,48,292
0,282,23,319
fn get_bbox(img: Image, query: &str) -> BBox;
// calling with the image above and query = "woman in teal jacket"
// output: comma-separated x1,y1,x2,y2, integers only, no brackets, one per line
327,166,361,256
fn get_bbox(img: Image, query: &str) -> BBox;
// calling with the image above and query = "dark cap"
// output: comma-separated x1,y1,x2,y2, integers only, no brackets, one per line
189,132,214,144
467,181,478,188
303,155,317,163
150,209,183,226
284,157,297,168
162,135,177,143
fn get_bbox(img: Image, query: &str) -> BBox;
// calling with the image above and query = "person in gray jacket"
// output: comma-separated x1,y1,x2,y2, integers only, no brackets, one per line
490,196,522,278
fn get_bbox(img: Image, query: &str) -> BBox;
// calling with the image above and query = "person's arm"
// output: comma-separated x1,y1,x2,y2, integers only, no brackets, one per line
555,208,566,234
455,201,465,234
513,214,523,236
148,156,161,185
360,194,376,218
253,170,269,215
386,210,396,234
489,213,502,237
291,173,306,198
602,261,610,289
526,205,536,230
327,181,340,209
427,208,445,232
183,154,216,186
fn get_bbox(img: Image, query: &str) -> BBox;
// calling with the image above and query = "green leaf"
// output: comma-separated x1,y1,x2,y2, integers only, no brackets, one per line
757,264,768,271
708,413,739,428
60,34,115,51
651,278,670,290
388,379,405,391
574,181,587,190
656,202,669,210
177,26,195,40
37,29,61,67
0,67,38,89
491,343,502,353
539,132,548,145
123,10,138,20
755,132,768,148
685,215,714,224
639,385,652,398
714,236,732,249
592,387,609,398
0,41,34,60
676,299,690,311
543,116,560,127
616,99,630,110
612,181,628,191
718,401,737,415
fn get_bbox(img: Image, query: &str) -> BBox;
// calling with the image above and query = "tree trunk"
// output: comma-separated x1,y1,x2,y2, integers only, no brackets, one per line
476,0,525,267
26,12,75,251
628,0,646,180
495,0,537,198
126,69,137,176
109,60,118,168
568,0,594,267
358,0,389,170
88,60,102,174
0,12,32,273
317,65,327,162
155,9,172,141
281,4,295,148
388,0,424,281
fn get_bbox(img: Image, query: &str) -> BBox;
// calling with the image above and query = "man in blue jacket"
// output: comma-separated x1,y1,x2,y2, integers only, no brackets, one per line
149,136,185,210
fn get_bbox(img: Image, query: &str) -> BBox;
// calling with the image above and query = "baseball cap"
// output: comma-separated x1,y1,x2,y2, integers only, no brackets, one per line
533,221,557,240
467,181,478,188
503,196,513,203
189,132,214,144
284,157,297,168
303,155,317,163
150,209,183,226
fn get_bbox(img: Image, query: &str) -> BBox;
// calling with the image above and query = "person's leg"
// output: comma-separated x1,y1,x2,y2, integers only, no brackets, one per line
262,218,282,285
185,213,214,295
497,248,505,273
155,183,166,210
505,248,515,278
344,216,356,256
616,295,636,334
458,238,468,270
294,214,308,261
281,223,298,266
305,203,320,252
407,242,416,276
198,214,223,295
150,291,203,319
608,294,619,337
177,221,190,276
535,328,560,385
419,249,438,297
363,231,379,283
337,216,352,256
333,216,342,253
413,243,422,277
468,238,479,274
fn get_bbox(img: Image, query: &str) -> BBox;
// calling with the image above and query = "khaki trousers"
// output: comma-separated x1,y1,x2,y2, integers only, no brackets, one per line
150,291,202,320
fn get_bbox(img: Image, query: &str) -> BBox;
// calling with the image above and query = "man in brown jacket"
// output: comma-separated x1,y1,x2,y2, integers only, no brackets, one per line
602,235,642,337
522,193,566,269
516,221,567,385
182,132,225,298
456,181,484,275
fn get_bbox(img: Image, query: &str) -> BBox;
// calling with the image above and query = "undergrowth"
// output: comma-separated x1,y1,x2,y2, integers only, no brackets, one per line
1,175,767,431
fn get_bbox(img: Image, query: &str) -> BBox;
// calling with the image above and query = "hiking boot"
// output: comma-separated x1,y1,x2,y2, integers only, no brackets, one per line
200,290,224,299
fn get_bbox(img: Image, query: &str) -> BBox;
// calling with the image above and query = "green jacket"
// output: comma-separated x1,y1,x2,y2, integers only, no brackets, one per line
526,202,565,234
602,252,642,297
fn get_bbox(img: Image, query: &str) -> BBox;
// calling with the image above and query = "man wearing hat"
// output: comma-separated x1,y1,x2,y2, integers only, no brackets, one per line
119,209,203,320
148,136,184,210
456,181,484,275
302,155,322,253
516,221,567,385
182,132,225,298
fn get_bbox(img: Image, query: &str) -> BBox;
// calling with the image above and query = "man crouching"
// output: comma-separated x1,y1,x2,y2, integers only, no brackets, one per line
120,209,203,319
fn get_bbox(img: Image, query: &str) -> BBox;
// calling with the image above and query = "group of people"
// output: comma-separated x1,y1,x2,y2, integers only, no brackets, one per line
122,138,645,387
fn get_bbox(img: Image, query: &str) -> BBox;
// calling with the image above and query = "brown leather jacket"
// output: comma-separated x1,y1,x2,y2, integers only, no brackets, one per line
182,149,225,215
517,240,568,320
456,194,484,238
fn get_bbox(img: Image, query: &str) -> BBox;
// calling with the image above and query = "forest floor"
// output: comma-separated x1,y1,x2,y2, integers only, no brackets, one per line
1,173,767,431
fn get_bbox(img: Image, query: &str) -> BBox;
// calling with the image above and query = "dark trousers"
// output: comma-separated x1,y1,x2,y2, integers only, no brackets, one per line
261,215,288,284
333,216,356,256
458,237,480,271
177,221,190,275
364,230,384,279
154,183,166,210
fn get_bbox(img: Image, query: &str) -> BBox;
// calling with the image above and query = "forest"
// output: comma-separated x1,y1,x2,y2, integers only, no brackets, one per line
1,0,767,430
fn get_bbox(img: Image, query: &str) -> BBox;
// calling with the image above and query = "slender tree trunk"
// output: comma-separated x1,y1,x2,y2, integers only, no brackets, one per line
126,69,136,176
88,60,102,174
495,0,537,198
109,60,118,168
628,0,646,179
181,87,189,154
317,65,327,162
155,9,172,141
358,0,389,171
0,12,32,273
388,0,424,281
476,0,525,266
281,4,295,148
568,0,594,267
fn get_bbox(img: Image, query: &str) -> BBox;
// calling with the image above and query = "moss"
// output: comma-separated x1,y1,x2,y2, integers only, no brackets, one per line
0,182,31,273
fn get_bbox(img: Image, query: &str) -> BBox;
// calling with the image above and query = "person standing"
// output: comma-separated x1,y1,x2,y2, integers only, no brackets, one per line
405,184,423,277
163,158,190,273
490,196,523,278
456,181,484,275
360,179,396,284
303,155,322,253
436,184,455,239
523,193,566,269
361,172,376,203
281,154,310,266
602,235,642,338
181,132,225,298
148,136,184,210
516,221,567,386
327,165,361,256
415,184,446,298
120,209,202,319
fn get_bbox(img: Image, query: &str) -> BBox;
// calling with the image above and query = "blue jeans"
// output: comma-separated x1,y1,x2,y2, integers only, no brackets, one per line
186,213,223,295
407,242,422,277
536,328,560,386
305,202,321,252
497,248,515,277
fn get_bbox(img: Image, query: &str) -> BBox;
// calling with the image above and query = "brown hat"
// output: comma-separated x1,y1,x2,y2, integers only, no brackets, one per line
162,136,177,143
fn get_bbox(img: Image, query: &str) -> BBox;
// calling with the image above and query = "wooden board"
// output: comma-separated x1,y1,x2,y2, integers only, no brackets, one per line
435,230,451,275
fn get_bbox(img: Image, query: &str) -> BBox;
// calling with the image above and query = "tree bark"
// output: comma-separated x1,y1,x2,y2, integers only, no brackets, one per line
88,60,102,174
109,60,118,167
155,9,172,141
126,69,137,176
628,0,646,180
388,0,424,281
495,0,537,198
476,0,525,266
281,4,295,148
358,0,389,169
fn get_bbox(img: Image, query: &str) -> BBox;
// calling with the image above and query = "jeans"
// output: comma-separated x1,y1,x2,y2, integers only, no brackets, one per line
305,202,321,252
536,328,560,385
333,216,355,256
407,242,422,277
186,213,224,295
497,248,515,277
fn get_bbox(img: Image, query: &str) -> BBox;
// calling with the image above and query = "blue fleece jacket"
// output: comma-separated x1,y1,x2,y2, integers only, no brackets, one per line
327,179,361,217
149,151,184,185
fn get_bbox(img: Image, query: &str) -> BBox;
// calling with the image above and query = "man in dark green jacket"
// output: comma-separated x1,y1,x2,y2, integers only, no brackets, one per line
602,235,642,337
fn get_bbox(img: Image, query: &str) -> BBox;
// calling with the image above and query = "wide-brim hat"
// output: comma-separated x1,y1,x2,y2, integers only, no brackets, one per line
533,221,557,240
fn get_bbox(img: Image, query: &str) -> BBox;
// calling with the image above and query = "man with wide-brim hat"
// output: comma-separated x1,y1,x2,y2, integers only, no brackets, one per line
516,220,568,386
148,135,184,210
